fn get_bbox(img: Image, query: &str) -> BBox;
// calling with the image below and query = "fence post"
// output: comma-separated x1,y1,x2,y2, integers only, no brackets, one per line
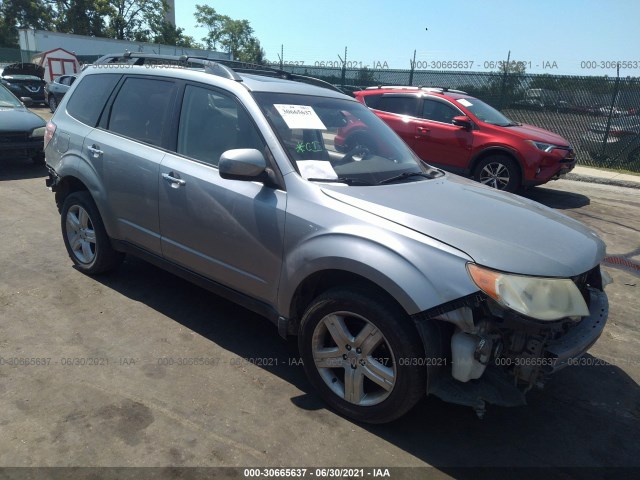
497,50,511,110
408,49,416,86
600,64,621,163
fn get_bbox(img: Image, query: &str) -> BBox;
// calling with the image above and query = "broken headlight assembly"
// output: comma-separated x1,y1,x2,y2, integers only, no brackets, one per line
466,263,589,321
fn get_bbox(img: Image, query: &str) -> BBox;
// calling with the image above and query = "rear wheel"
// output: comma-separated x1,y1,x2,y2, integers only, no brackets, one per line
299,288,427,423
48,95,58,113
61,191,123,274
474,155,520,192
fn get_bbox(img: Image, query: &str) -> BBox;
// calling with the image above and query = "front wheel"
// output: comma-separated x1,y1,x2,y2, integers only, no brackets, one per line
474,155,520,192
61,191,124,274
299,288,427,423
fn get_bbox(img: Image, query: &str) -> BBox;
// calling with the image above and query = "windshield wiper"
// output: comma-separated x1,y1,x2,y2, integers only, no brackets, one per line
377,171,438,185
502,122,521,127
307,177,373,186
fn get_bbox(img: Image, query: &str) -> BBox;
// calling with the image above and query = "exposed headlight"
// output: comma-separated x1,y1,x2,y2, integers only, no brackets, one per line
526,140,559,152
467,263,589,321
30,126,46,138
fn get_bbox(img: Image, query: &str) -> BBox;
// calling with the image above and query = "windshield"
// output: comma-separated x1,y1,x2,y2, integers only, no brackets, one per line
0,84,23,108
254,92,440,185
455,96,514,126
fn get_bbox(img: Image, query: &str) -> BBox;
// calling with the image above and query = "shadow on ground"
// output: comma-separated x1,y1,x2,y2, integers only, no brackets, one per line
93,256,640,474
0,157,47,181
521,185,590,209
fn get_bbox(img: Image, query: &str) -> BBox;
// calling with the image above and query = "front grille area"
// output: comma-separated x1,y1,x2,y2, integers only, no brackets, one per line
0,132,29,143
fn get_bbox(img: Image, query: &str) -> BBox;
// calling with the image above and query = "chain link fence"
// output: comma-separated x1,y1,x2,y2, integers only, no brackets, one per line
281,65,640,173
2,46,638,172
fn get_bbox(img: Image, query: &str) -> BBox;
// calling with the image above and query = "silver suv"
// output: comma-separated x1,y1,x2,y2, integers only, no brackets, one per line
45,53,609,423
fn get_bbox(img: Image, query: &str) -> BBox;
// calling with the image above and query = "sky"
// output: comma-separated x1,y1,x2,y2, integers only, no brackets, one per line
174,0,640,77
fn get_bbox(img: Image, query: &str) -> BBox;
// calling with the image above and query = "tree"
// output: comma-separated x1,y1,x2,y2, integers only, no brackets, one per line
151,18,201,48
235,37,264,64
105,0,167,41
52,0,111,37
194,4,265,63
356,67,376,86
0,0,55,47
194,4,226,50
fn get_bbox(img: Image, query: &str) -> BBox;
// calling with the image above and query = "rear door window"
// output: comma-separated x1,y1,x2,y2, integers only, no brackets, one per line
106,77,177,147
374,96,419,116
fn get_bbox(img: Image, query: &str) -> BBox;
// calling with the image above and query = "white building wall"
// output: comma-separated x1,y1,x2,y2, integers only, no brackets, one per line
18,29,230,61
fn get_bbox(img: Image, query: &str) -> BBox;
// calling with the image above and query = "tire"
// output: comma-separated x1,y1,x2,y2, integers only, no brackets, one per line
48,95,58,113
61,191,124,274
298,287,427,423
474,155,520,192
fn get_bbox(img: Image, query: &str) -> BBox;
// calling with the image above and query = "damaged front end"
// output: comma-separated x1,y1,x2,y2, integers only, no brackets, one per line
413,264,609,418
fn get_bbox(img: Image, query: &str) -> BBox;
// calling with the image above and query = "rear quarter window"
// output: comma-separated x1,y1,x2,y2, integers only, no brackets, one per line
362,93,382,109
66,74,120,126
373,96,419,116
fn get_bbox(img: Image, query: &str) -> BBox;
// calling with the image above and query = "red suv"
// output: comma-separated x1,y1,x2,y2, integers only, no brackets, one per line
347,87,576,192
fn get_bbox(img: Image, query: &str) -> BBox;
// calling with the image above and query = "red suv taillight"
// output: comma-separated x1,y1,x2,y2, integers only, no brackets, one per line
44,121,56,150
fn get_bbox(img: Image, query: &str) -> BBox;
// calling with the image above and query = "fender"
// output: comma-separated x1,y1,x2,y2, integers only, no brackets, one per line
277,229,476,318
50,147,119,239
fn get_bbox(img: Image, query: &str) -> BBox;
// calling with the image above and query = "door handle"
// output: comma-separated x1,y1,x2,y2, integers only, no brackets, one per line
87,145,103,157
415,126,430,138
162,172,186,187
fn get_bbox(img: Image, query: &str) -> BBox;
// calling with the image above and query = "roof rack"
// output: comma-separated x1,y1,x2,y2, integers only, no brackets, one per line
93,52,342,93
366,85,468,95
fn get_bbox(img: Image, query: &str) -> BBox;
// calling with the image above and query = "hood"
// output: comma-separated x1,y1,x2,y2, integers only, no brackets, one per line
321,175,605,277
502,123,570,146
0,107,46,131
1,63,44,79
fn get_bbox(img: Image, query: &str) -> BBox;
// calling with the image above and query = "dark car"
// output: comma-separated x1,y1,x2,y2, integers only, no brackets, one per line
45,74,77,112
581,114,640,165
352,86,576,192
0,63,47,106
0,83,46,163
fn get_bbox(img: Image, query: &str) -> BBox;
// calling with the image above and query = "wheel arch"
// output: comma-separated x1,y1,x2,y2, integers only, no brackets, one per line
470,147,523,183
51,153,117,237
287,269,414,336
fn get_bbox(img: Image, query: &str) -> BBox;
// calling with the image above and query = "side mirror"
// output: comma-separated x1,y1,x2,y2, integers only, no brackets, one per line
20,97,33,107
452,115,472,130
219,149,269,182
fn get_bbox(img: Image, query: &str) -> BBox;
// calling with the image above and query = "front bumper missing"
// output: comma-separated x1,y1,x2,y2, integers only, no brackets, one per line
416,287,609,417
544,288,608,373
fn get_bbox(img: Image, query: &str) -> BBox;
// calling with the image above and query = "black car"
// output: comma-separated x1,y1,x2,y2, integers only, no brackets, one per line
0,63,47,106
0,83,46,163
44,74,77,112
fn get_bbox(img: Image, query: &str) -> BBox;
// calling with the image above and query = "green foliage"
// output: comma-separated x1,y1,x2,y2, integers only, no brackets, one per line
356,67,376,86
52,0,111,37
105,0,167,41
0,0,55,46
194,3,264,63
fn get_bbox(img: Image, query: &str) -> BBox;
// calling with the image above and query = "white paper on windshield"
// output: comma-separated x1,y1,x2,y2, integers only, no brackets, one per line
297,160,338,180
274,104,327,130
456,98,473,107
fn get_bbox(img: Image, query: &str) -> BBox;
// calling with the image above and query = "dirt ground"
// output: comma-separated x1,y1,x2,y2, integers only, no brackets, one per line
0,109,638,478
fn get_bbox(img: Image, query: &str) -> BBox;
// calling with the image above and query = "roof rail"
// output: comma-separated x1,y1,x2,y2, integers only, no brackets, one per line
366,85,468,95
213,59,343,93
93,52,342,93
94,52,242,81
